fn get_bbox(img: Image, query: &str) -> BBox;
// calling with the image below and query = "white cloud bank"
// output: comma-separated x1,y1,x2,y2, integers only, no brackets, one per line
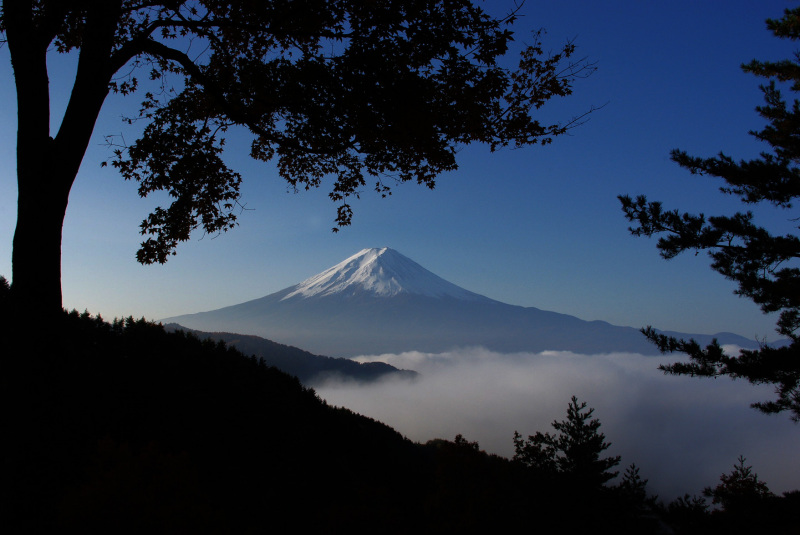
315,348,800,500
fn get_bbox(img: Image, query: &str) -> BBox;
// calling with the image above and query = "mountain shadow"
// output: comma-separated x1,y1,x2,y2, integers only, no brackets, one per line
163,323,418,385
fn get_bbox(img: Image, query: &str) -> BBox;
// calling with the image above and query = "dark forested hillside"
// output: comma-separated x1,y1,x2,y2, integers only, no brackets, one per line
2,311,430,533
2,293,797,533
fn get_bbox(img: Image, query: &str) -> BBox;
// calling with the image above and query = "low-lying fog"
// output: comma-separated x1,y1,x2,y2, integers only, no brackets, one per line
315,348,799,500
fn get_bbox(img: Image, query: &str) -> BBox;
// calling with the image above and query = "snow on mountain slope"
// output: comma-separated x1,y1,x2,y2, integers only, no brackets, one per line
282,247,492,301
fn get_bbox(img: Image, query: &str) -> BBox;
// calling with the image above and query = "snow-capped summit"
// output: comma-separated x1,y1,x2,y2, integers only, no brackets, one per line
282,247,490,301
162,248,768,358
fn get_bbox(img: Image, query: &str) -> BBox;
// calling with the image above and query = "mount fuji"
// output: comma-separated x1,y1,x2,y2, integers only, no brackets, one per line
163,247,765,358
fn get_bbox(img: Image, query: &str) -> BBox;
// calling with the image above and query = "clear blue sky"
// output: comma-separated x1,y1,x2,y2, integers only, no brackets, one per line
0,1,796,340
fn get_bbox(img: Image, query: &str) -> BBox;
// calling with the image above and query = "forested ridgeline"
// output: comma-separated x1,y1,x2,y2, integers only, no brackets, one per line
162,324,418,385
0,285,797,533
2,306,425,533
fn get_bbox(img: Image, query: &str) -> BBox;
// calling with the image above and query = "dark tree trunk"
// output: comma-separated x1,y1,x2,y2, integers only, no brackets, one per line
11,160,73,322
5,1,65,326
5,1,121,328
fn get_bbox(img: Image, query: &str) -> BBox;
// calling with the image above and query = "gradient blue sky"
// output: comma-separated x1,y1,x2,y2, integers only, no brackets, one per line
1,1,796,340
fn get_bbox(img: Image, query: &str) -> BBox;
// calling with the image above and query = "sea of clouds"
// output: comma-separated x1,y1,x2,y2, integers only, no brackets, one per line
315,348,799,500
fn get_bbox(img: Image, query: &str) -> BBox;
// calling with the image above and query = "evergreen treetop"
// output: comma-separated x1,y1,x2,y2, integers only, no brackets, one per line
703,456,774,512
513,395,620,489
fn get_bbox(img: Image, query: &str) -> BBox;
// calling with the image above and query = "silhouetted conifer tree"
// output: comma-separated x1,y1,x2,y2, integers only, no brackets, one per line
704,456,774,511
514,396,620,489
617,463,652,505
620,6,800,420
663,494,711,534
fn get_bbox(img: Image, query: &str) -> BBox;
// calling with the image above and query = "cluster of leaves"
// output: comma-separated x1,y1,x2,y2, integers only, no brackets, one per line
619,7,800,420
112,89,243,264
3,1,594,264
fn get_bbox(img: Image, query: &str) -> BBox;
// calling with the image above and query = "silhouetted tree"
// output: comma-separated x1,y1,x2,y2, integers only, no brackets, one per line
424,435,536,532
611,463,663,532
663,494,711,534
704,456,774,512
513,395,620,489
1,1,595,321
617,463,652,505
619,7,800,420
511,428,558,475
695,457,800,535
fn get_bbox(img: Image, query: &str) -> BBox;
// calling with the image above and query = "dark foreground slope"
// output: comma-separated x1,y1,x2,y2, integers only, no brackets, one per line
0,311,573,534
3,306,797,534
3,313,437,534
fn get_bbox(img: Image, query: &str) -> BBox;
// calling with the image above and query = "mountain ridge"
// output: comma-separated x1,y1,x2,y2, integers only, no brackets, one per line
163,248,776,357
162,323,418,385
282,247,494,302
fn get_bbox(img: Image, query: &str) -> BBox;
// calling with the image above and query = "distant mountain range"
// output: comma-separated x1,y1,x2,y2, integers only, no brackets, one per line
163,247,773,358
163,324,417,385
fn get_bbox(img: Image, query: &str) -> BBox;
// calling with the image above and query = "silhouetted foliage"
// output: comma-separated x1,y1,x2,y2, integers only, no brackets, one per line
513,395,620,489
657,458,800,535
423,435,533,532
509,396,718,534
617,463,657,509
617,463,651,502
2,1,595,318
610,463,663,533
662,494,711,535
619,7,800,420
704,456,774,512
693,456,800,535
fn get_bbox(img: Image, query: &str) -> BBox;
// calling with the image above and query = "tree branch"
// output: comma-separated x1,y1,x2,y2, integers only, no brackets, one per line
138,38,350,156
